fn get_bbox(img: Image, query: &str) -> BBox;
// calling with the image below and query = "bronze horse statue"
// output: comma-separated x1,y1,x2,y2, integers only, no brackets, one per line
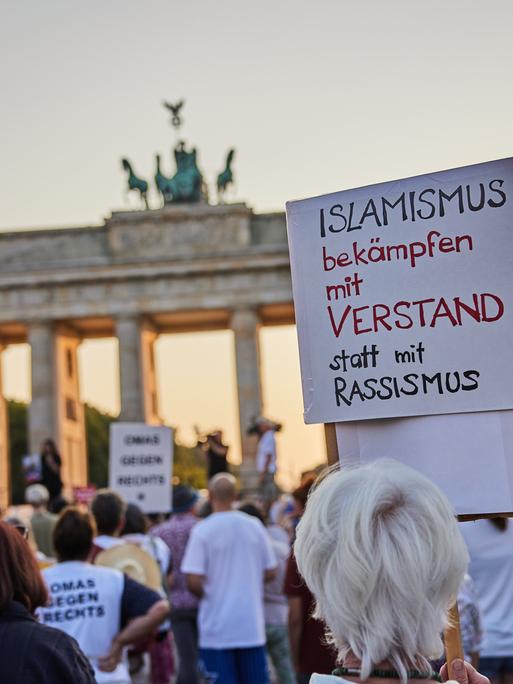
121,159,149,209
217,149,235,202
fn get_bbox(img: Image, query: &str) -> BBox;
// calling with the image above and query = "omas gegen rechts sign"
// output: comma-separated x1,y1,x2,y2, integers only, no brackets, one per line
109,423,173,512
286,158,513,423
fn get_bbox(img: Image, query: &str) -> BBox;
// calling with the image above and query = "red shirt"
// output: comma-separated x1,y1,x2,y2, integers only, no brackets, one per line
283,552,337,675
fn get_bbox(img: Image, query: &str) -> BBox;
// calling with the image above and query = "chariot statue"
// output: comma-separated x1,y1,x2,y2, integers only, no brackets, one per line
120,99,235,208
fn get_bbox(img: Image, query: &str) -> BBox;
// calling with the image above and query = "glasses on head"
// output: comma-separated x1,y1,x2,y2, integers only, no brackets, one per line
14,525,29,540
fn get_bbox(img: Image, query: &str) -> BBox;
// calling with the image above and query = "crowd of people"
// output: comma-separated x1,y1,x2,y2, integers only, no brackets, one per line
1,425,512,684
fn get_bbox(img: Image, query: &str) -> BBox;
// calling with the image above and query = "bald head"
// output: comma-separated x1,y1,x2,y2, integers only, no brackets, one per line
209,473,237,508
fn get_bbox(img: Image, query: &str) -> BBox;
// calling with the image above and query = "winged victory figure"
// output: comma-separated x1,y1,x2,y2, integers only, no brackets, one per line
163,99,185,128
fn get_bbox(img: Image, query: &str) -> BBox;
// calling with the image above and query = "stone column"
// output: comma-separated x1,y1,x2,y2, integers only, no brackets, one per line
28,322,57,455
116,316,161,424
54,328,87,488
28,322,88,492
231,308,263,490
0,346,10,511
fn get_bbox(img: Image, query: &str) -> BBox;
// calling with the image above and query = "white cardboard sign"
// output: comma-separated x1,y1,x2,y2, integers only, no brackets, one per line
335,410,513,516
109,423,173,513
286,158,513,424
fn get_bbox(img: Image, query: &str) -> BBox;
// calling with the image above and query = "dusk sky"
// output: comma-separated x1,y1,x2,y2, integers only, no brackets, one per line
2,1,512,487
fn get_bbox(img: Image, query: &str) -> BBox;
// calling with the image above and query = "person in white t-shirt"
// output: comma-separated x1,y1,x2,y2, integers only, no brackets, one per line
461,518,513,684
251,416,281,506
182,473,277,684
38,507,170,684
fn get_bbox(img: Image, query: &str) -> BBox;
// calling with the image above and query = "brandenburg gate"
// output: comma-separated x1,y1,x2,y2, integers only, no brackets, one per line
0,203,295,506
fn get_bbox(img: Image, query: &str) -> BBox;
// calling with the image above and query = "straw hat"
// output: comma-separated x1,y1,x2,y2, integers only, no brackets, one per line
95,543,162,592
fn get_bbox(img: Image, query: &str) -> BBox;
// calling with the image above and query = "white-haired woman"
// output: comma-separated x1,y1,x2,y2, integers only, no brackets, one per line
294,459,488,684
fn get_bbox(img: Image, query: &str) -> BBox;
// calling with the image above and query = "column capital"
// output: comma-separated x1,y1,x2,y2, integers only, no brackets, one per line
230,307,261,329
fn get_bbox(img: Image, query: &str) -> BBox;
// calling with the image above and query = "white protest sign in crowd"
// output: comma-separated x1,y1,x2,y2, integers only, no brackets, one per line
109,423,173,513
286,158,513,424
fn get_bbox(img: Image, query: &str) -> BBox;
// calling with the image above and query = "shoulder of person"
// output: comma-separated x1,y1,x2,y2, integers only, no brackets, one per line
28,621,95,681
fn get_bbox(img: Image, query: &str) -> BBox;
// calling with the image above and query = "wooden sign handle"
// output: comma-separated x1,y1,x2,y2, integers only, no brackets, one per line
324,423,339,465
445,601,464,679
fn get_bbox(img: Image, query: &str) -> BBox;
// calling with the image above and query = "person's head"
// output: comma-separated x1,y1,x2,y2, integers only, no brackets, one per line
41,438,59,457
247,416,281,437
25,484,50,510
49,495,69,515
239,500,265,525
121,503,148,536
53,508,96,562
90,489,126,536
0,520,48,614
209,473,238,511
294,459,468,681
291,474,316,517
172,484,199,514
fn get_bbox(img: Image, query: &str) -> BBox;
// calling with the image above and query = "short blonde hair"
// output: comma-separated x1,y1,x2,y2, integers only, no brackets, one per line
294,459,468,680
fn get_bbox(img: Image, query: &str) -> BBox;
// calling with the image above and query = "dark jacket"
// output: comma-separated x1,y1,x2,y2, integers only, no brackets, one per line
0,601,96,683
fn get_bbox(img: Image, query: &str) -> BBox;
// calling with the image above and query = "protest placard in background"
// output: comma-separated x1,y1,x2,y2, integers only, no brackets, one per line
109,423,173,513
22,453,41,483
335,410,513,516
286,158,513,424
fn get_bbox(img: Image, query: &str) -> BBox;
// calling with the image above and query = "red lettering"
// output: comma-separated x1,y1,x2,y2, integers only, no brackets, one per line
353,306,372,335
327,305,353,337
322,246,336,271
372,303,392,331
481,293,504,322
430,297,459,327
411,298,435,327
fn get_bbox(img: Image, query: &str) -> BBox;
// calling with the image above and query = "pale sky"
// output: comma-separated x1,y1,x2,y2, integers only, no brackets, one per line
2,0,512,488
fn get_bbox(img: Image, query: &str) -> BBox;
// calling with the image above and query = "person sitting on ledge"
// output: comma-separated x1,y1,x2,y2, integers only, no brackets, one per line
294,459,479,684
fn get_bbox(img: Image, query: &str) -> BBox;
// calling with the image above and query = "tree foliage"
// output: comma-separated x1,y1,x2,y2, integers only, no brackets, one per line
6,400,208,502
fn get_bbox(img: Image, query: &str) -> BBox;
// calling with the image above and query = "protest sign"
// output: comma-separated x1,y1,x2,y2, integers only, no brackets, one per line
72,485,97,506
22,454,41,483
109,423,173,513
335,410,513,516
286,158,513,424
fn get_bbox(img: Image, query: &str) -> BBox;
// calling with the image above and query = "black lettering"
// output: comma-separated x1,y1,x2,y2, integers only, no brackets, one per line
488,179,507,208
466,183,485,211
328,204,347,234
416,188,436,220
377,376,394,400
359,199,382,228
439,186,464,217
462,370,480,390
445,372,461,393
381,193,407,226
334,377,350,406
400,374,419,395
422,372,443,394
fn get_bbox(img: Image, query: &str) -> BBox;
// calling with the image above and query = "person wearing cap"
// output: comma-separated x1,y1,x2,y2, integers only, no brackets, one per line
152,484,201,684
253,416,280,506
25,483,57,557
38,507,170,684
